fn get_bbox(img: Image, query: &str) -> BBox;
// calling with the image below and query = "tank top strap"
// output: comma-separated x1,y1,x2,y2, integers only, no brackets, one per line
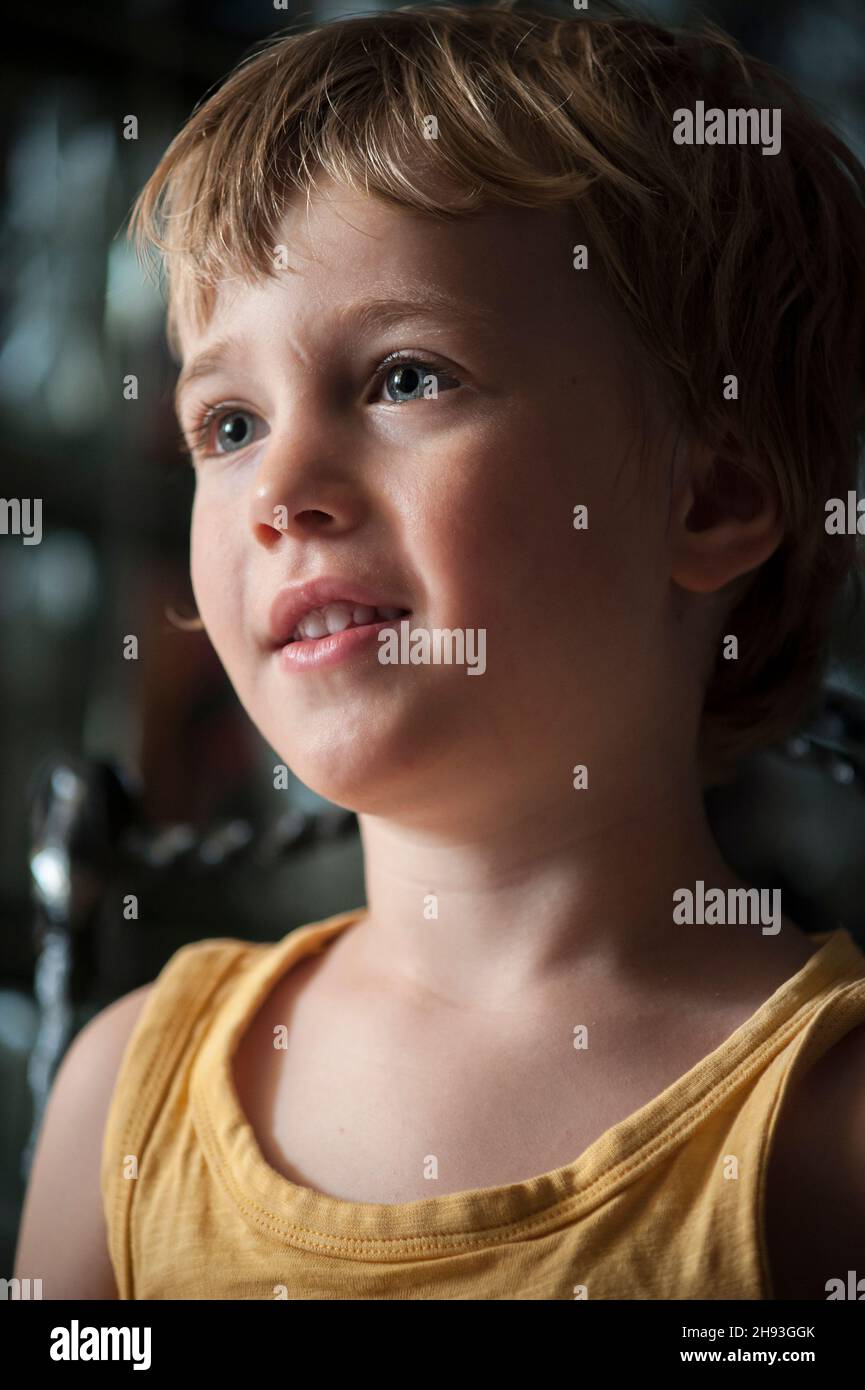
751,928,865,1108
773,935,865,1075
100,935,257,1299
685,928,865,1299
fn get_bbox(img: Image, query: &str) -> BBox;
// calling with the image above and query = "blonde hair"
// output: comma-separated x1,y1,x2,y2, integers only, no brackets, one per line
128,0,865,785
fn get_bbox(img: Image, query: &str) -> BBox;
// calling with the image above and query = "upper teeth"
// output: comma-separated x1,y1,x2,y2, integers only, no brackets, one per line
291,603,405,641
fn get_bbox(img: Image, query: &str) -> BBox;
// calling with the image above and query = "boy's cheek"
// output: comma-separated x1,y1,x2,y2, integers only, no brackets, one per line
189,505,245,645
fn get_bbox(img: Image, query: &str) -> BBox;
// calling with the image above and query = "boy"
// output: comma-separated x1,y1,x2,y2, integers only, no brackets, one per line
15,1,865,1299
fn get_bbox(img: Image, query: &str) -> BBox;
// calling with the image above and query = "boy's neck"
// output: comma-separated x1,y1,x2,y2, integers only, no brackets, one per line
351,774,771,1008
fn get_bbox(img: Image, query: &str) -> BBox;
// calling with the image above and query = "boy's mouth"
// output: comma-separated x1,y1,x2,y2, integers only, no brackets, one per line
286,602,410,643
267,578,412,650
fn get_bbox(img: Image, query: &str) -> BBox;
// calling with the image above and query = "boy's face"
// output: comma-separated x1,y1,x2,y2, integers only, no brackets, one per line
175,176,687,820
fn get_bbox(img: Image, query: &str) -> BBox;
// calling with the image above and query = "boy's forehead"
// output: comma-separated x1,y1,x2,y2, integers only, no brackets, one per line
174,184,604,377
275,179,584,283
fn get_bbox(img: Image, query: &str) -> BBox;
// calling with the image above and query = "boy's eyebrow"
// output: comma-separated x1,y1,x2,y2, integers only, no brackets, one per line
174,338,240,414
173,292,499,414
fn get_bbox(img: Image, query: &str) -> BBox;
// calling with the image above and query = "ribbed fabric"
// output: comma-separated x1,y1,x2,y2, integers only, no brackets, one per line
101,909,865,1300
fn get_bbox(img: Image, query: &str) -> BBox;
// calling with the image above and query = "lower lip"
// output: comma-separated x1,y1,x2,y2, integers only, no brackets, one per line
275,617,408,671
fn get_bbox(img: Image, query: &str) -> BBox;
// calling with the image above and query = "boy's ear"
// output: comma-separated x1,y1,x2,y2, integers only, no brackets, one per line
669,444,784,596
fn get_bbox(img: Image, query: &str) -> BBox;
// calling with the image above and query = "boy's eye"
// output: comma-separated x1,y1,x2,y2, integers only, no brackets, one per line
187,406,264,458
211,409,258,454
378,359,458,405
185,355,459,458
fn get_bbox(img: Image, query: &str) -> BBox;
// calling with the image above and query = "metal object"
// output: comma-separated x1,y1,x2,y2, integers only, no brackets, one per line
22,755,358,1179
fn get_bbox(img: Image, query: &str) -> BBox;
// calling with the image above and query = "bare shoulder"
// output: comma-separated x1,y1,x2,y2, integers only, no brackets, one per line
765,1020,865,1300
13,983,154,1299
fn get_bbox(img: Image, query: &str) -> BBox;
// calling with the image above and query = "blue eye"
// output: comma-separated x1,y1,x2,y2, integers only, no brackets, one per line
187,406,262,459
379,358,457,404
383,363,427,403
184,355,460,461
212,409,257,453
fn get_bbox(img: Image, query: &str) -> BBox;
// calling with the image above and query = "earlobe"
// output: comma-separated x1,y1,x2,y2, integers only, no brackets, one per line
670,454,784,595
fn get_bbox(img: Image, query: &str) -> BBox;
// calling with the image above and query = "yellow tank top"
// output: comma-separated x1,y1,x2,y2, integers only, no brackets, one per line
101,908,865,1300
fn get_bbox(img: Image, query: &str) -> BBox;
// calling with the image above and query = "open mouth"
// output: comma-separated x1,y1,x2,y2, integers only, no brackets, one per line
286,602,411,643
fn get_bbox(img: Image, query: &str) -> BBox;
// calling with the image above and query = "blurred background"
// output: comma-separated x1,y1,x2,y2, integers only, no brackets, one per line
1,0,864,1276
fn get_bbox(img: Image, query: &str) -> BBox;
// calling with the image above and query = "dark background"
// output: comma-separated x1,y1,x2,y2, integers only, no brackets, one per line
1,0,864,1278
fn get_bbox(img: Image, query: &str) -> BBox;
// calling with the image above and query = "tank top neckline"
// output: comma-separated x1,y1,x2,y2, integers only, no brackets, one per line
189,909,865,1255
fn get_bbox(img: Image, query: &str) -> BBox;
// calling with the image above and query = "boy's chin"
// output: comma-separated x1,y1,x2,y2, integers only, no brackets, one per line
275,740,415,814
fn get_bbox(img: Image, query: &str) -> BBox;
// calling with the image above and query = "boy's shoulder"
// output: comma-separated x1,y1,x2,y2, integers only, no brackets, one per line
765,1019,865,1300
13,982,155,1298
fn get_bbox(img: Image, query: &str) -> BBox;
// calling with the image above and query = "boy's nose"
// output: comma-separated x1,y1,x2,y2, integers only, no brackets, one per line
248,447,365,547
